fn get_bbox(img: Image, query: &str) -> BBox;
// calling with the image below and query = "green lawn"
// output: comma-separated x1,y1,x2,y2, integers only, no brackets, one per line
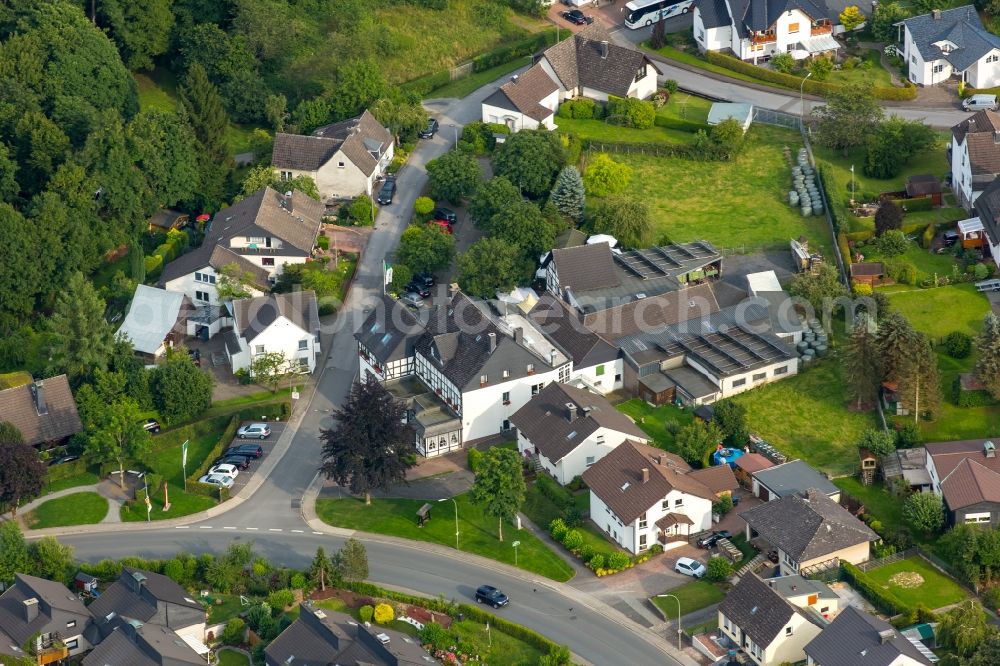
834,478,905,536
207,594,249,624
430,56,531,99
134,70,179,113
731,358,878,475
824,49,895,87
556,117,696,144
43,471,100,496
120,483,217,522
882,284,990,340
216,648,250,666
914,352,1000,442
864,556,969,610
652,580,726,620
600,126,834,255
814,143,949,210
656,92,712,125
23,492,108,529
315,494,574,581
860,243,961,285
616,399,694,452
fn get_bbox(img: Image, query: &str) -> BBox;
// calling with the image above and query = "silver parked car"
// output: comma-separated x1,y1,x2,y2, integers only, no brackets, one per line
237,423,271,439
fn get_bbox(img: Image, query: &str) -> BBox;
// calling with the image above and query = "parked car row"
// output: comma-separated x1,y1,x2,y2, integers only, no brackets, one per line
198,424,271,489
401,272,436,309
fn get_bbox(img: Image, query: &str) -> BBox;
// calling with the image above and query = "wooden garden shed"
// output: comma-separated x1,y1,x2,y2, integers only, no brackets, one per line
849,262,885,287
905,175,942,206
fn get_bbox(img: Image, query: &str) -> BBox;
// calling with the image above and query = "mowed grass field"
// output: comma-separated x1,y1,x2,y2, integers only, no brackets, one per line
864,556,969,610
23,492,108,529
881,284,991,339
603,126,834,255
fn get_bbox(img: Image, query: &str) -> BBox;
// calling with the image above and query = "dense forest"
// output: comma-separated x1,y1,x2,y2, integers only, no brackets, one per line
0,0,541,366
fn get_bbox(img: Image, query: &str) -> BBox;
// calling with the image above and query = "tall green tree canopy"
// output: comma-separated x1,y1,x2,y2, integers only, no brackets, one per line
179,62,232,210
492,130,565,198
49,272,115,384
814,82,883,155
457,237,527,298
470,446,525,542
591,198,651,249
488,200,554,261
469,176,521,229
319,379,417,505
396,224,455,276
549,166,585,221
0,442,47,517
844,318,882,409
0,521,30,585
426,150,481,204
96,0,175,71
150,352,214,423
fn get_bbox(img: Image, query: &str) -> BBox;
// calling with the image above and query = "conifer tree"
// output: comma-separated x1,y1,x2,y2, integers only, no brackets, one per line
179,63,231,210
549,166,585,222
977,313,1000,399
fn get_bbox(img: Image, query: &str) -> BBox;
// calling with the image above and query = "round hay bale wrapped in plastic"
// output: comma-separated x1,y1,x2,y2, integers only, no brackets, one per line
790,191,800,205
801,353,814,365
801,206,811,217
797,341,809,353
813,203,824,216
815,344,828,357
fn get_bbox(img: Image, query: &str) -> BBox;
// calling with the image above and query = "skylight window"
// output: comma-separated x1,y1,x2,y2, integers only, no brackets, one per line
370,322,381,334
567,431,577,440
381,333,392,345
621,482,630,491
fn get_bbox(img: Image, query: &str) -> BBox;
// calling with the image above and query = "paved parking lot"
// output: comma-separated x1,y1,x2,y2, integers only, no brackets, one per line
213,422,286,494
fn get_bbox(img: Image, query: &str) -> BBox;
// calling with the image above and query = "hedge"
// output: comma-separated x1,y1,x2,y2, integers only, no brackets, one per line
837,232,852,266
841,562,912,617
471,32,556,73
846,230,874,242
953,377,999,407
45,458,91,483
186,415,241,487
400,69,452,97
893,196,933,212
581,138,731,161
653,114,710,134
144,254,163,279
704,51,917,100
343,581,566,657
921,224,936,249
186,479,231,500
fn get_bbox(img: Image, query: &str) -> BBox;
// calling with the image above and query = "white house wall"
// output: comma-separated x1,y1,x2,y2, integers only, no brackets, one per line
626,68,658,100
165,268,224,306
718,358,799,397
694,9,732,54
590,486,712,555
232,315,319,375
481,103,542,132
951,137,976,209
966,51,1000,88
571,359,623,395
461,368,562,442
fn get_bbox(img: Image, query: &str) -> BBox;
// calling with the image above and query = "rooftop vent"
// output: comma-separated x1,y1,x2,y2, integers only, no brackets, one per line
986,441,996,458
600,41,609,59
751,606,758,614
636,293,647,300
878,628,895,644
511,74,519,84
314,610,327,619
621,482,631,491
376,632,391,645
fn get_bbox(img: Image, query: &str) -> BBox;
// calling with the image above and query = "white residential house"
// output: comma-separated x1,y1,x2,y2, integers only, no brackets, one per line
972,175,1000,267
225,291,321,376
718,573,825,666
511,382,649,485
581,440,726,554
950,110,1000,210
271,110,394,200
898,7,1000,88
693,0,842,62
160,187,323,308
481,24,659,132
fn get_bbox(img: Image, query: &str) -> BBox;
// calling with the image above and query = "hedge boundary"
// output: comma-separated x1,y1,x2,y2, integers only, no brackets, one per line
703,51,917,101
343,581,567,657
840,561,912,617
581,138,731,161
186,416,241,488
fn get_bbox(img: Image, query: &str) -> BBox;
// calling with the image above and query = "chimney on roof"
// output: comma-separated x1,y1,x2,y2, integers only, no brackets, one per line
932,8,941,19
511,74,519,85
654,454,663,465
514,327,523,344
985,441,996,458
31,381,47,416
600,41,609,59
878,628,895,644
549,349,556,365
488,332,497,352
641,468,650,483
566,402,577,422
129,571,147,594
22,598,38,623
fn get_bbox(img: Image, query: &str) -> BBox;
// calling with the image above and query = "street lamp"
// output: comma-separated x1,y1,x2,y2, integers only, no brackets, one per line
449,123,458,152
512,540,521,567
799,71,812,126
850,164,856,204
438,498,459,550
656,594,682,651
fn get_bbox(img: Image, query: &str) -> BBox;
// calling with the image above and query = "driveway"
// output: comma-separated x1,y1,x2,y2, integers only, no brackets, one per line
223,422,286,495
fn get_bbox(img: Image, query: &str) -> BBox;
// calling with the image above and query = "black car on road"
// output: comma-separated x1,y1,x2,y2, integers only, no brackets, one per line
212,455,252,470
475,585,509,608
376,176,397,205
405,282,431,298
697,530,732,549
419,118,439,139
225,444,263,459
561,9,594,24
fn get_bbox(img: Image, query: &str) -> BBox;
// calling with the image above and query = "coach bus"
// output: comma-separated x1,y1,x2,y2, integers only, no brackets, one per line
623,0,694,29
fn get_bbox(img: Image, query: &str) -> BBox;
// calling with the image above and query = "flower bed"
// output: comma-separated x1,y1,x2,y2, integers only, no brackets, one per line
549,517,662,576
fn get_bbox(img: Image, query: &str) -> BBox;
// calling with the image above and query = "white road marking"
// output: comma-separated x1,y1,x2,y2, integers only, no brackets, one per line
291,530,304,533
268,528,282,532
199,526,212,529
223,526,236,530
175,526,190,529
312,532,323,535
246,527,259,531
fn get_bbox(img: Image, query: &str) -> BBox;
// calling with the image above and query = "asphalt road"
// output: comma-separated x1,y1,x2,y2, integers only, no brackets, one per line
52,75,683,666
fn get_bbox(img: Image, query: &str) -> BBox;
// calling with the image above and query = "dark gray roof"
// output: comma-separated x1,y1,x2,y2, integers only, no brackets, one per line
582,283,720,340
550,242,620,294
483,64,559,121
753,459,840,498
413,293,557,392
265,603,430,666
900,6,1000,72
0,374,81,447
719,574,803,647
527,293,618,368
766,574,838,602
232,291,320,343
804,606,934,666
82,622,204,666
88,567,204,627
696,0,732,28
665,366,720,399
952,111,1000,178
355,294,423,364
273,110,392,177
728,0,834,36
974,167,1000,246
160,187,323,285
0,574,91,646
741,489,878,561
510,382,647,463
541,24,658,97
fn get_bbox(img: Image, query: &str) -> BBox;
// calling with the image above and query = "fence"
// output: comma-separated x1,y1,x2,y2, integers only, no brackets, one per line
752,107,803,131
450,61,473,81
856,547,918,573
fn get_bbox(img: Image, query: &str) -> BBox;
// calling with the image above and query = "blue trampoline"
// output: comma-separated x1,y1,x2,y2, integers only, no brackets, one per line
712,446,744,468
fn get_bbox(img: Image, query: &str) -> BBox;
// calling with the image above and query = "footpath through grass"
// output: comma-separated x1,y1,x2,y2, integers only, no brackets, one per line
24,492,108,529
652,580,726,620
864,556,969,610
315,494,574,581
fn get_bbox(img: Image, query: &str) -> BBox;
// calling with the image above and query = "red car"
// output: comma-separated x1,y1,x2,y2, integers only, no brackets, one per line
427,219,453,234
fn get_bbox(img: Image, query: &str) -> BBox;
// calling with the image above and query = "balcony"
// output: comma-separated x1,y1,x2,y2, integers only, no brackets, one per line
750,33,776,46
35,634,68,666
811,23,833,36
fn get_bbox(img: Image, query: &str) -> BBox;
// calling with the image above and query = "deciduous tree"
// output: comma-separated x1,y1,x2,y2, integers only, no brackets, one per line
78,391,151,488
788,264,847,313
858,427,895,457
583,153,632,197
457,237,526,298
874,199,903,236
29,537,75,584
250,351,290,394
97,0,174,71
591,198,651,249
49,272,114,384
966,630,1000,666
976,313,1000,399
338,538,368,583
470,447,525,542
150,352,213,423
674,420,723,465
902,491,944,535
492,130,565,198
0,421,24,444
870,2,909,43
549,166,585,221
0,443,46,517
839,5,865,30
711,400,748,447
319,379,417,505
396,224,455,275
488,200,554,260
865,117,937,179
0,521,30,586
127,110,200,213
329,58,386,121
814,82,883,155
426,150,481,204
469,177,521,229
939,601,991,658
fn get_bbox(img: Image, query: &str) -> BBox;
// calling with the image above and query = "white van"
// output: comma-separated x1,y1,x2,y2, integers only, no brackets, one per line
963,94,998,111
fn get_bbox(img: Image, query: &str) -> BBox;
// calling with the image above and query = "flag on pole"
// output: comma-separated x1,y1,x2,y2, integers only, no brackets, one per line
181,440,189,468
145,493,152,513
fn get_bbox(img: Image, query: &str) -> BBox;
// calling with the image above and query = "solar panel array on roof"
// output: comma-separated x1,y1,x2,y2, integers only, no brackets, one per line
613,241,719,281
672,327,792,377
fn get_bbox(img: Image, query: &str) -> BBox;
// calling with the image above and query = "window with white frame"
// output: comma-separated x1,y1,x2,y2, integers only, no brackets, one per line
933,64,944,73
662,499,669,510
586,456,596,467
638,512,647,529
785,626,793,636
246,236,265,245
298,339,309,350
66,639,79,650
502,391,510,405
774,366,788,376
66,620,76,628
989,54,1000,63
965,512,992,523
195,290,210,302
531,382,544,395
558,364,570,382
639,534,647,550
752,372,766,382
338,161,346,168
674,498,683,507
255,344,265,354
262,257,275,267
596,434,604,444
280,171,292,180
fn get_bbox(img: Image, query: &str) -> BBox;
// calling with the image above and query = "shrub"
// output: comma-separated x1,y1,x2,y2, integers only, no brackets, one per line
348,196,375,225
414,196,435,216
316,235,330,250
884,258,918,285
359,605,374,623
561,529,584,551
267,589,294,611
649,544,664,555
467,447,484,473
896,421,921,448
549,518,568,542
583,153,633,197
985,586,1000,611
771,52,795,74
975,262,991,280
853,282,873,296
664,79,679,93
808,55,834,81
921,224,936,249
606,552,631,571
944,331,973,359
706,556,734,582
571,98,597,119
373,602,395,624
420,621,451,647
589,554,605,570
713,495,734,516
874,229,908,257
290,573,306,590
606,96,655,129
579,545,595,562
222,618,246,645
